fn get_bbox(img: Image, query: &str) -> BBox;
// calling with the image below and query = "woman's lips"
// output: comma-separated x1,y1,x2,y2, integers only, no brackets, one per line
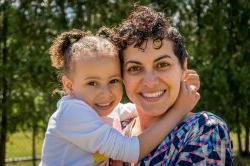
139,90,166,102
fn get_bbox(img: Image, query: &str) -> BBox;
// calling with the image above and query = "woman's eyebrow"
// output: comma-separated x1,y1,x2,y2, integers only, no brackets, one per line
124,60,141,66
154,55,172,63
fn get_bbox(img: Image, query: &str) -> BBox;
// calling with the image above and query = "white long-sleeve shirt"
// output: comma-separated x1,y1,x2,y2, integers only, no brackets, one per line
40,95,139,166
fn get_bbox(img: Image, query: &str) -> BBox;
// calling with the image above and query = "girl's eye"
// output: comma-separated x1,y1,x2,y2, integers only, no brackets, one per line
127,66,142,73
87,81,97,86
110,79,121,84
156,62,170,69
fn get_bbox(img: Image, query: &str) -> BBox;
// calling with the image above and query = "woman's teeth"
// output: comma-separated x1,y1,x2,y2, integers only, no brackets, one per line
141,90,165,98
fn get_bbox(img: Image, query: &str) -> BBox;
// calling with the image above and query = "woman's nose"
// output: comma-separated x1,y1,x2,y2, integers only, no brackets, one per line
142,71,159,88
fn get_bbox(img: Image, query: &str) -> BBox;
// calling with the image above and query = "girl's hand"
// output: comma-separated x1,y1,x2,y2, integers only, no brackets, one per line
173,81,200,114
183,69,200,91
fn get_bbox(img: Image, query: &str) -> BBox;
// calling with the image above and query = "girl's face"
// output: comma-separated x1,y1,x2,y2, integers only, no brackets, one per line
123,39,185,117
63,55,123,117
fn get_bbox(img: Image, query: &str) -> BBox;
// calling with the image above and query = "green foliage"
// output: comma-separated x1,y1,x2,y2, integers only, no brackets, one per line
1,0,249,161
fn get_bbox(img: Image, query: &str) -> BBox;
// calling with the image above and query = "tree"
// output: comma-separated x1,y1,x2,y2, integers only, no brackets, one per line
0,1,10,165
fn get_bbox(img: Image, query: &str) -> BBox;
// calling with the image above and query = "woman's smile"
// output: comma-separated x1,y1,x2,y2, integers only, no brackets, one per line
139,90,166,102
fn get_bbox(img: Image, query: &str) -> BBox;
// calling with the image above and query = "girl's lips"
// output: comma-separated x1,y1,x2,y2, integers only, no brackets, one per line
139,90,166,102
95,101,114,110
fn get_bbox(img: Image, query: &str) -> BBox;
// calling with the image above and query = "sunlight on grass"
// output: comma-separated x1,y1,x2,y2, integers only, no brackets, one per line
6,132,43,159
5,131,250,165
6,161,40,166
230,132,250,166
230,130,248,154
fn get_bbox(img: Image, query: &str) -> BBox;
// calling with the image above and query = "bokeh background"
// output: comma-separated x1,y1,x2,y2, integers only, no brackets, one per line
0,0,249,165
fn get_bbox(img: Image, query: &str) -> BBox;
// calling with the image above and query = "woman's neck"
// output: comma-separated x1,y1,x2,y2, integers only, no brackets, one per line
131,108,194,136
133,109,162,135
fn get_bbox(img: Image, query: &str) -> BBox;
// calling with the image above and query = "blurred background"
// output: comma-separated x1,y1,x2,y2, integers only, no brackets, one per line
0,0,249,165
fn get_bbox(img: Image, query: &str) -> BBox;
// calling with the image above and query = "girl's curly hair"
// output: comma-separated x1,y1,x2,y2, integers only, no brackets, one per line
99,6,188,68
49,29,88,72
49,29,118,75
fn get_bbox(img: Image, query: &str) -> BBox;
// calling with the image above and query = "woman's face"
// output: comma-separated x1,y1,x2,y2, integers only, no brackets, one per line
123,39,185,117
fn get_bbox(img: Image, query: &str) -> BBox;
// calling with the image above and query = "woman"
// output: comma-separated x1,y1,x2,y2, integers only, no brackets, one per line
106,6,233,165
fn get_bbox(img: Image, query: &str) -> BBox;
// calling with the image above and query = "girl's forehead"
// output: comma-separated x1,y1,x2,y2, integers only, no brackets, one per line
72,55,121,78
73,53,120,63
71,47,118,60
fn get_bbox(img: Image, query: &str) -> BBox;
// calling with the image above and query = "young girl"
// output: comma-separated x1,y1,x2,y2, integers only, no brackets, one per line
40,29,200,166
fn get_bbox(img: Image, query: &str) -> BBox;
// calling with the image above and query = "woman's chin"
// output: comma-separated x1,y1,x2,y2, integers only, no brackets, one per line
139,107,168,117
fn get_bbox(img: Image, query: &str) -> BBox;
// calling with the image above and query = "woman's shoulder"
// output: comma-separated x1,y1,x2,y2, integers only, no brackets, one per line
142,111,233,165
154,111,232,157
186,111,228,126
182,111,230,138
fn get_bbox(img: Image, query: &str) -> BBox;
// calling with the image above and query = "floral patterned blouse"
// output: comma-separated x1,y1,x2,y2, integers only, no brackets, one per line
123,111,233,166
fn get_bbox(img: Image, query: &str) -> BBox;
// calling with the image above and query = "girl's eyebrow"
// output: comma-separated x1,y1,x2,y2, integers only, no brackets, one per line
154,55,172,63
109,74,122,79
84,76,100,80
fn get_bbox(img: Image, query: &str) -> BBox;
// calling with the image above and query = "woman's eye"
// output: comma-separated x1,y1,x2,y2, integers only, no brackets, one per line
156,62,170,69
127,66,142,73
87,81,97,86
110,79,120,84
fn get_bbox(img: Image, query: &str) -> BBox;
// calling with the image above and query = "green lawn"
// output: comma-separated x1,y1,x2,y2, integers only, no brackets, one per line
6,132,43,160
230,132,250,166
6,161,40,166
5,131,250,165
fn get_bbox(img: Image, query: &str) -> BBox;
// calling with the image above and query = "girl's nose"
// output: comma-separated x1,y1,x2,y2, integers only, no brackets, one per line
142,71,159,88
99,86,113,99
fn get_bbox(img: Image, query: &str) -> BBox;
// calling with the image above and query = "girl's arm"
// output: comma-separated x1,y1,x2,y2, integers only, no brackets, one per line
55,81,199,162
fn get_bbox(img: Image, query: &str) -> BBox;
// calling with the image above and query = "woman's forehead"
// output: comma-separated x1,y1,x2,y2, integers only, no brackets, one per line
123,39,176,61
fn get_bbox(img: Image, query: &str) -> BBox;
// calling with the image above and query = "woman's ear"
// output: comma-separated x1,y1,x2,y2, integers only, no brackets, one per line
62,75,73,95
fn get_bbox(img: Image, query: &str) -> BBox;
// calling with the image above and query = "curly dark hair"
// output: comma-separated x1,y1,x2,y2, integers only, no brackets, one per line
99,6,188,68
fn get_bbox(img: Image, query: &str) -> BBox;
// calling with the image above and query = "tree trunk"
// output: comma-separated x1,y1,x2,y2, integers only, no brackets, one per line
0,1,9,166
195,0,201,56
236,124,243,154
245,125,249,155
32,117,37,166
73,1,84,28
235,108,243,154
58,0,68,29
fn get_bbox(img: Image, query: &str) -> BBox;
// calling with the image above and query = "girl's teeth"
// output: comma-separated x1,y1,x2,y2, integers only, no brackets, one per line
142,91,164,98
98,103,110,107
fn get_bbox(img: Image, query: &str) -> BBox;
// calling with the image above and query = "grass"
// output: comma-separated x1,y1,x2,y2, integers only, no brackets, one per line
230,132,250,166
6,132,43,161
6,161,40,166
5,131,250,165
